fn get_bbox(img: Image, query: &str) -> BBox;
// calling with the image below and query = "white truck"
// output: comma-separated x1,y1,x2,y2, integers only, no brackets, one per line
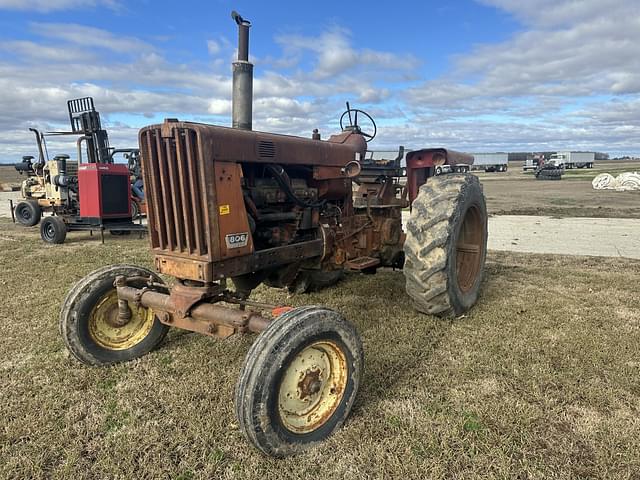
470,153,509,172
549,151,594,169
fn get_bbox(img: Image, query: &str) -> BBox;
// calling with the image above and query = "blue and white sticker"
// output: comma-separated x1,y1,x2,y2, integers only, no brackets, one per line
225,232,249,249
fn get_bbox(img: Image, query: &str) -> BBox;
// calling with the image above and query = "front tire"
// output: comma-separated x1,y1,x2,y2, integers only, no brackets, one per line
60,264,170,365
15,200,41,226
40,216,67,244
403,174,488,316
235,306,363,457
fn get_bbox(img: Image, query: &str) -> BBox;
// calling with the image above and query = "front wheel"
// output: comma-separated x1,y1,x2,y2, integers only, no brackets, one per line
60,264,170,365
235,306,363,457
40,216,67,244
403,174,488,316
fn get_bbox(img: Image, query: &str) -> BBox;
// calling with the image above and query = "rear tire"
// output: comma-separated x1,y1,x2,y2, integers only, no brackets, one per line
15,200,41,226
403,174,487,316
60,264,170,365
40,216,67,244
235,306,363,457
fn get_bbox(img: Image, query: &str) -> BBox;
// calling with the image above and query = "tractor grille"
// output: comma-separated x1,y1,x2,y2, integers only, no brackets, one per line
140,127,210,259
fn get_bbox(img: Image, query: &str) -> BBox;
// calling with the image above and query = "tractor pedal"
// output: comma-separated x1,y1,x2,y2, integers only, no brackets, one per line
344,256,380,271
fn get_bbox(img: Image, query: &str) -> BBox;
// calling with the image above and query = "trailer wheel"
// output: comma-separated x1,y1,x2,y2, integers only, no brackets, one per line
403,174,487,316
60,264,169,365
15,200,41,226
235,306,363,457
40,216,67,244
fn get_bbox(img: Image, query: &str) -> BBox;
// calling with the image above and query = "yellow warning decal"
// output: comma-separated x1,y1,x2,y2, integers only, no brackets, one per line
219,204,231,215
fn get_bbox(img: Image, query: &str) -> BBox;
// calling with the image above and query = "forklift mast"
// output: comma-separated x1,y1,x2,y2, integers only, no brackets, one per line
67,97,111,164
66,97,132,219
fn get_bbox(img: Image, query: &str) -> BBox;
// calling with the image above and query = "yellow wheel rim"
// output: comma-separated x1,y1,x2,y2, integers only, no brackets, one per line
278,340,348,434
88,290,155,350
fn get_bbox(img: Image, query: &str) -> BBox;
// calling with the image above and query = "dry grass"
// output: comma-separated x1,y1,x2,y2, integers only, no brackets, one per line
479,161,640,219
1,220,640,479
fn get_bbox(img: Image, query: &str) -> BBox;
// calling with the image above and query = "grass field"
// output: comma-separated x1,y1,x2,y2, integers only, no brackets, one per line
1,220,640,479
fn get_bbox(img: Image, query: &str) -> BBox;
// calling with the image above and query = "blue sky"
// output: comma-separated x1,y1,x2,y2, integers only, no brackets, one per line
0,0,638,162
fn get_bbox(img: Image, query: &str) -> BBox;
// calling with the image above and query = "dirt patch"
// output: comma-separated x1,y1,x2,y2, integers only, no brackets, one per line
0,165,22,185
1,221,640,478
480,160,640,218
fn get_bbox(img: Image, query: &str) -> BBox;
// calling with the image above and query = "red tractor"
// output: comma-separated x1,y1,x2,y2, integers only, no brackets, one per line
59,12,487,456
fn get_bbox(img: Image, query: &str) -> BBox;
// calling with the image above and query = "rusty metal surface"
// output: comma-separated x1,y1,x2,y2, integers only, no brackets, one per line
142,120,366,169
324,209,405,270
210,239,324,280
153,239,324,282
139,119,370,281
406,148,474,167
405,149,472,204
117,285,271,336
140,126,214,260
455,204,485,293
213,161,254,259
344,256,380,270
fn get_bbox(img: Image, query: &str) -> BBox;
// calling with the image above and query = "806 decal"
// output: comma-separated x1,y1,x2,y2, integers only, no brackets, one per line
225,232,249,249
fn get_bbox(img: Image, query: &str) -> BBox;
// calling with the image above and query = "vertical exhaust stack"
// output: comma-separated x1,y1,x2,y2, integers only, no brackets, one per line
231,11,253,130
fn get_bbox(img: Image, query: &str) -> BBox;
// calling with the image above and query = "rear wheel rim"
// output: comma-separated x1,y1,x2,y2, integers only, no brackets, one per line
455,205,484,293
278,340,348,434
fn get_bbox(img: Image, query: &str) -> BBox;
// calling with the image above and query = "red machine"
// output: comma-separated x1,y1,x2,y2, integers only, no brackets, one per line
78,163,131,219
29,97,146,244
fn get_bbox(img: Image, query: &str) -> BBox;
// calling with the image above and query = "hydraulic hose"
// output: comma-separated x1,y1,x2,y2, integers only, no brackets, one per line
265,163,325,208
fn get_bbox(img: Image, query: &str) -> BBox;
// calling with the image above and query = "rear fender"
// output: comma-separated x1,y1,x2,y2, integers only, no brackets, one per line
406,148,473,204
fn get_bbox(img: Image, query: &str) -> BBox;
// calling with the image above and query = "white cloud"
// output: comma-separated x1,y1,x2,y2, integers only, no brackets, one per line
0,40,95,62
274,27,420,79
207,40,221,55
208,99,231,115
31,23,153,53
1,4,639,161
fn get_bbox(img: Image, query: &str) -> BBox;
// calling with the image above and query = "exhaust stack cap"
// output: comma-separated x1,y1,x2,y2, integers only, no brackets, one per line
231,11,251,61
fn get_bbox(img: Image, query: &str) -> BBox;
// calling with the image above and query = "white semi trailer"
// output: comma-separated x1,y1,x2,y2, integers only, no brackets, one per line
471,153,509,172
550,151,595,169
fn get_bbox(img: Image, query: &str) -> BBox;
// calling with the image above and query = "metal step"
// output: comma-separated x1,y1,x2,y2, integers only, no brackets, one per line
344,256,380,271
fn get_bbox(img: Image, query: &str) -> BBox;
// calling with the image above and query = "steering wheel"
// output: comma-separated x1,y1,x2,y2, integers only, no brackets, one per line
339,102,377,142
